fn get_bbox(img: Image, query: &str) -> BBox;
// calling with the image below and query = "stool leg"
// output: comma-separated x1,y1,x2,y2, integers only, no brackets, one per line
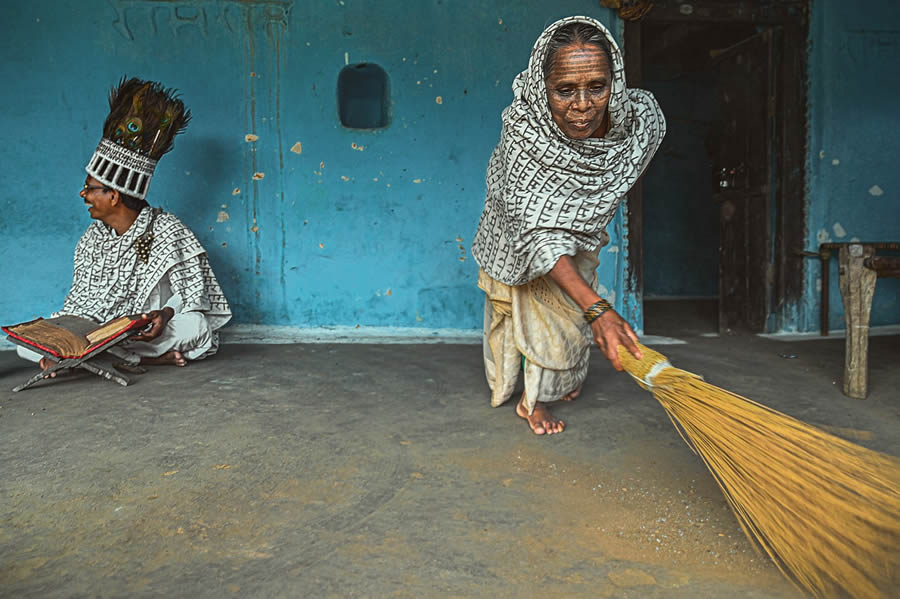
838,245,877,399
12,358,80,392
79,355,131,387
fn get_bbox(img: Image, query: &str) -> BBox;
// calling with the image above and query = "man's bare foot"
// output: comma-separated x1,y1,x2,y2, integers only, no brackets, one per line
140,350,188,367
516,394,565,435
560,385,582,401
39,357,59,378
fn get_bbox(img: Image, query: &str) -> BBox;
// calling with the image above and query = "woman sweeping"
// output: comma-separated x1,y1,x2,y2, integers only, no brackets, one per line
472,16,666,435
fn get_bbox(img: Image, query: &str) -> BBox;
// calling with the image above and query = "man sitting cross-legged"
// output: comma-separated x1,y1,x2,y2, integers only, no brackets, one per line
17,77,231,375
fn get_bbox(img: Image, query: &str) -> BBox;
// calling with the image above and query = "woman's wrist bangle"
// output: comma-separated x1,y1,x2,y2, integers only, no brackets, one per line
584,298,612,324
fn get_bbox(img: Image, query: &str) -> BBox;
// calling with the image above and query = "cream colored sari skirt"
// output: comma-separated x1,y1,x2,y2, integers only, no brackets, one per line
478,249,601,415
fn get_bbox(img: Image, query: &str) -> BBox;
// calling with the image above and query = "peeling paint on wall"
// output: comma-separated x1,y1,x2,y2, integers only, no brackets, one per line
832,222,846,238
217,211,230,223
290,141,302,154
245,134,259,142
816,229,831,244
252,172,265,180
868,185,884,196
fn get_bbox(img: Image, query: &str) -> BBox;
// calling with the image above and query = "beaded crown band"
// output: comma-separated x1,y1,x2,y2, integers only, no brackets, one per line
86,139,158,200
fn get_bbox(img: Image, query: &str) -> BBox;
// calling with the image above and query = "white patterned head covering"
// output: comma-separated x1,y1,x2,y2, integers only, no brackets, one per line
472,15,666,285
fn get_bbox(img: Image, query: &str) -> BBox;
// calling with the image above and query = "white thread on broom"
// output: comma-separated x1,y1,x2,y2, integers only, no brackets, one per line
629,359,672,388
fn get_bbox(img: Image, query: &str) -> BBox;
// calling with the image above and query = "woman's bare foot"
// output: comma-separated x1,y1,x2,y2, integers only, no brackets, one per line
560,385,582,401
516,393,565,435
140,350,187,367
39,357,59,378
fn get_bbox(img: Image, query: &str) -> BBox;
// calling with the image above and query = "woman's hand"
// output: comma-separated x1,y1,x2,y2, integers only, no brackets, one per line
131,307,174,342
590,309,642,371
548,254,643,371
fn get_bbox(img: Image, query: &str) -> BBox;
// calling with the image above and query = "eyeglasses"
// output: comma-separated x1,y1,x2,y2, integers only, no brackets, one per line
82,183,111,193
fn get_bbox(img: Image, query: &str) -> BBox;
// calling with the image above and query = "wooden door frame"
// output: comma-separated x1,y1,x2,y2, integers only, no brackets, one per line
623,0,809,333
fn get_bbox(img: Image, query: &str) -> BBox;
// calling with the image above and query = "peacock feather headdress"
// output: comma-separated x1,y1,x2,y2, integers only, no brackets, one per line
85,77,191,200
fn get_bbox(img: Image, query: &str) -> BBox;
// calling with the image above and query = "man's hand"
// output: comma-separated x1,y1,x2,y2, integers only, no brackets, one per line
590,309,642,371
131,307,174,342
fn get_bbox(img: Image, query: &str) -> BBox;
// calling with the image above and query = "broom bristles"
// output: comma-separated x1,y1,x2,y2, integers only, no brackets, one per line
618,343,900,599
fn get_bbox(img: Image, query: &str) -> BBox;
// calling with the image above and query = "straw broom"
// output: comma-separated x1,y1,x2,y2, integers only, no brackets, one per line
617,342,900,599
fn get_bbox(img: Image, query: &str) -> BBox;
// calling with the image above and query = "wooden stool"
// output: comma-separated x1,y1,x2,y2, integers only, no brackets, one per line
6,331,142,392
837,245,900,399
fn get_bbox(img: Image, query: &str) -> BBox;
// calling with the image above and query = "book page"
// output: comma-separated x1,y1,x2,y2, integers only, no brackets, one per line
6,317,95,356
86,315,137,345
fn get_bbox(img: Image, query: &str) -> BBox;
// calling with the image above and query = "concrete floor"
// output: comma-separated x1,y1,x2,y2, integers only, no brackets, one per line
1,332,898,598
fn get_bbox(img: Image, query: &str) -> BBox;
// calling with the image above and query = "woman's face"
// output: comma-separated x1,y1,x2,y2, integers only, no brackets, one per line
545,43,612,140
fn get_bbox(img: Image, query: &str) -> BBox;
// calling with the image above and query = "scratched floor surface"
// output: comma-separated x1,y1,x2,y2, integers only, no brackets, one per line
0,334,897,598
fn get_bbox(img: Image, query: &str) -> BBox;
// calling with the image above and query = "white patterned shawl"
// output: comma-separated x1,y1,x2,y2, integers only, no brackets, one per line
57,206,232,331
472,15,666,285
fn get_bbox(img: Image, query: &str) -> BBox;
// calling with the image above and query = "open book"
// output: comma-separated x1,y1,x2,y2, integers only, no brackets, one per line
3,314,152,359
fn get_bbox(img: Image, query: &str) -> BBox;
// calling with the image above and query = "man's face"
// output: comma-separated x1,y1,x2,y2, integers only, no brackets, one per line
545,44,613,140
80,176,115,222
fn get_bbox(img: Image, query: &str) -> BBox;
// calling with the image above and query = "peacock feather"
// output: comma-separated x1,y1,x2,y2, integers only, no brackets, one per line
101,77,191,160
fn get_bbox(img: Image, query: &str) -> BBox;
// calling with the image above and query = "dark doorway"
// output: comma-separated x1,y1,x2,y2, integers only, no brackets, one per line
625,1,809,337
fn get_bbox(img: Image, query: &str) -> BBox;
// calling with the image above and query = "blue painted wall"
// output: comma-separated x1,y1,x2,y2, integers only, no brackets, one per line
801,0,900,331
7,1,891,336
0,0,635,332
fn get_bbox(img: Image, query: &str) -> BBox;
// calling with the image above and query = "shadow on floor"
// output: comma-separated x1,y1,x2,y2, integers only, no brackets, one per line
644,298,719,338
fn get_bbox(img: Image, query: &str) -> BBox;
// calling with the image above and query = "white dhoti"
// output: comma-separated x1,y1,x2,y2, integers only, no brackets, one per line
479,250,601,415
112,311,217,363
